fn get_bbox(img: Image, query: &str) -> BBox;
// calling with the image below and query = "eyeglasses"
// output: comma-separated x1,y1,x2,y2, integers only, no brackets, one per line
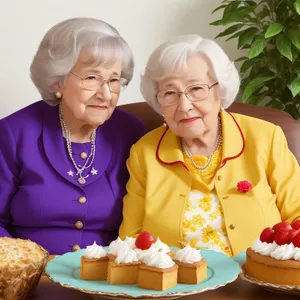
70,72,128,93
156,82,219,107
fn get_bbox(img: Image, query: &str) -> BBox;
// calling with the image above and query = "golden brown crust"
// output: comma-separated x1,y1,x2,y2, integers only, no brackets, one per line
246,248,300,286
139,263,178,273
173,258,206,269
81,255,108,262
0,237,47,271
247,248,300,269
109,260,141,267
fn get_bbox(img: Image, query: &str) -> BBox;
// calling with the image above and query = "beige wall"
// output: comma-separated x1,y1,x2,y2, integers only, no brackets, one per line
0,0,246,118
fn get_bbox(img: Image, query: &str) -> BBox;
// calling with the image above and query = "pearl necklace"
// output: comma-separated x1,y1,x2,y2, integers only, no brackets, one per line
59,103,97,184
180,118,222,172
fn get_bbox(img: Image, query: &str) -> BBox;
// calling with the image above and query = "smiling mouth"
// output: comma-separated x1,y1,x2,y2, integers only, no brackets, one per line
88,105,107,110
180,117,200,123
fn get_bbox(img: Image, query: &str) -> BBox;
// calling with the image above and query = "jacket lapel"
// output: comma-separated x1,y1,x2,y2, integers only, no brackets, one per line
220,110,245,168
155,110,245,170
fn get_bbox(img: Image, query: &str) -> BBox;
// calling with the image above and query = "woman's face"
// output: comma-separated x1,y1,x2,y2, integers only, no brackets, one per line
158,55,221,140
59,50,123,127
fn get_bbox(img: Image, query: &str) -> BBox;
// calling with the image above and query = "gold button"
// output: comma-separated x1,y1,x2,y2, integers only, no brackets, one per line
223,196,229,200
80,152,87,159
78,196,87,204
72,244,81,252
217,175,222,181
229,224,236,230
75,221,83,229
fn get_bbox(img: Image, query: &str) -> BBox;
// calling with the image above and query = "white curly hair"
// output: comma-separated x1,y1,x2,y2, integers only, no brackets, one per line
140,34,240,115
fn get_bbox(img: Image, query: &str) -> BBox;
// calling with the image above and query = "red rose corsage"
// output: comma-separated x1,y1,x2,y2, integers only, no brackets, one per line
237,180,253,193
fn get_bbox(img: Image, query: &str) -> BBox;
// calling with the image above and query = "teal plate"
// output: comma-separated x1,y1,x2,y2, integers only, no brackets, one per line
45,247,241,300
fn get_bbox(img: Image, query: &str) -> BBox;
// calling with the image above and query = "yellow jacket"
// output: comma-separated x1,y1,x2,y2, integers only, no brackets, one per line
119,111,300,255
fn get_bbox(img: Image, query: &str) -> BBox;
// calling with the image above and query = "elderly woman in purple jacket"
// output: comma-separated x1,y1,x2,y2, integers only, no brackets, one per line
0,18,145,255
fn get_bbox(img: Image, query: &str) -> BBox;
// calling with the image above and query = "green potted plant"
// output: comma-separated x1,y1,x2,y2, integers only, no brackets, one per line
211,0,300,119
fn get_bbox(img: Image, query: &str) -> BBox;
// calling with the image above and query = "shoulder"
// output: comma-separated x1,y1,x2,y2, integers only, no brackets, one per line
109,107,145,128
133,126,166,150
229,112,277,134
0,101,50,131
104,107,146,143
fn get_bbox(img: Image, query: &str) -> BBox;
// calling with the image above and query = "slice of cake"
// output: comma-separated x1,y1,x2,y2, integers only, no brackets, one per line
173,245,207,284
138,251,178,291
80,241,108,280
108,237,126,260
107,246,141,284
245,221,300,286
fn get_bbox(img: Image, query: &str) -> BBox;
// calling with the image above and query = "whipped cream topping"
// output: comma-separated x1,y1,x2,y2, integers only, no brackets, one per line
108,237,126,255
84,241,107,259
251,239,277,256
123,236,136,249
294,248,300,261
115,246,139,264
174,244,202,264
270,243,295,260
134,247,157,263
143,251,175,269
251,239,300,261
150,238,170,253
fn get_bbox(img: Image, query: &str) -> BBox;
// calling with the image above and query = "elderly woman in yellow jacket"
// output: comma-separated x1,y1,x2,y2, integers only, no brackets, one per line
119,35,300,256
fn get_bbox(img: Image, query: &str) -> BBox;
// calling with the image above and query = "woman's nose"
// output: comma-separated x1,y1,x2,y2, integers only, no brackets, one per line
96,83,112,101
177,93,192,112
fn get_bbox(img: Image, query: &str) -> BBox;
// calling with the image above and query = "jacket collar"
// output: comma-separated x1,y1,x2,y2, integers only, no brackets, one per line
156,110,245,169
42,105,112,187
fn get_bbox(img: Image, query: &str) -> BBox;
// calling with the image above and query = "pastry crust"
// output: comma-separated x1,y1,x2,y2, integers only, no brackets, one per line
107,260,141,284
246,248,300,285
173,258,207,284
80,256,108,280
138,264,178,290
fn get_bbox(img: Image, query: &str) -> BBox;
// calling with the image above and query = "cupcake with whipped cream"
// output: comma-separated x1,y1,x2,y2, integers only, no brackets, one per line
80,241,108,280
106,244,141,284
108,237,128,260
123,236,136,249
173,244,207,284
137,250,178,290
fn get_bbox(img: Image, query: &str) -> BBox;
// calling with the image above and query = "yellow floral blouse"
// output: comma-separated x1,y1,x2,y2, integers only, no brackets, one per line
182,146,232,257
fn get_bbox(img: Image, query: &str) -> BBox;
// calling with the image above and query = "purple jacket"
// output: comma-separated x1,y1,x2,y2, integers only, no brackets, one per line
0,101,145,254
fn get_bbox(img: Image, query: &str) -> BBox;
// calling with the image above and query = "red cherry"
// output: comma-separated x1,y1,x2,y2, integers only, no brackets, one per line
274,230,292,245
292,220,300,230
260,227,275,243
135,232,155,250
272,221,292,232
288,229,299,241
292,231,300,248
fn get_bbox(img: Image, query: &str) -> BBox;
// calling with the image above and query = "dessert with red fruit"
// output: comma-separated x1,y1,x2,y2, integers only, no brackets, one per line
135,231,155,250
245,221,300,286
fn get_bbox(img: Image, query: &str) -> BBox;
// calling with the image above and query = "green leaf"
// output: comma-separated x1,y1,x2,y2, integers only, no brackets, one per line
240,59,256,73
276,35,293,61
238,27,258,48
288,77,300,97
209,19,224,26
212,5,227,14
244,1,257,7
235,56,248,62
264,23,284,38
294,0,300,15
270,100,285,110
242,76,276,102
287,29,300,50
215,24,244,38
285,104,299,119
248,37,269,59
225,30,244,42
247,91,268,105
